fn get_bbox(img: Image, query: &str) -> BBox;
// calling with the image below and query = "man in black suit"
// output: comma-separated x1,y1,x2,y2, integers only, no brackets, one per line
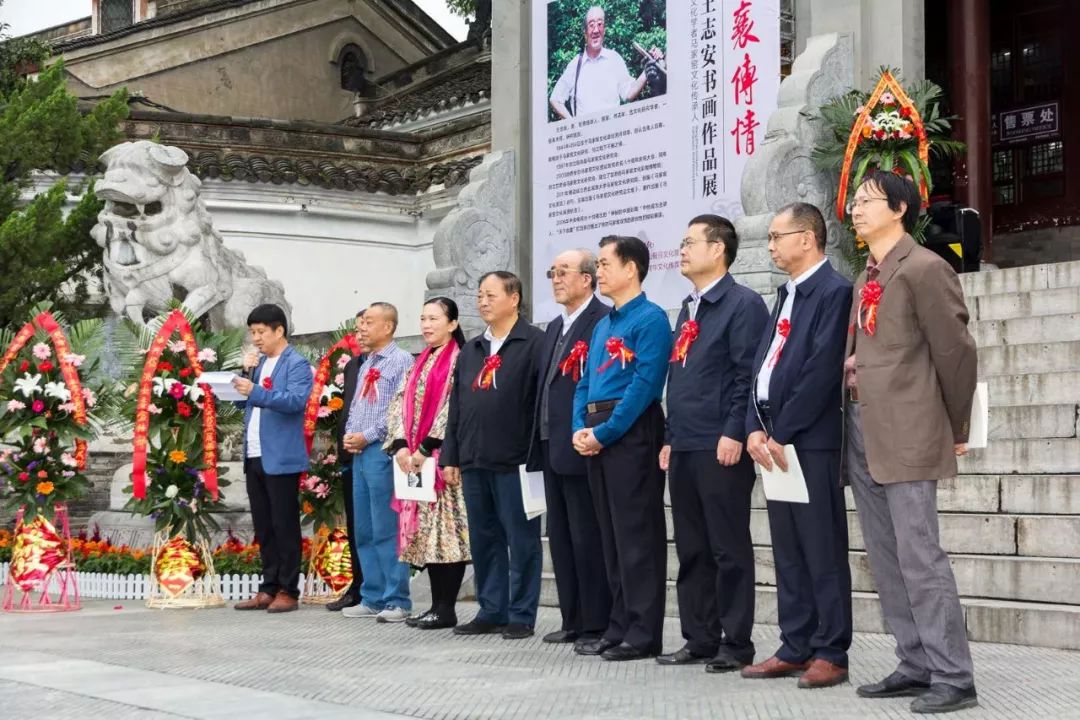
742,202,853,689
327,309,366,611
530,249,611,647
657,215,768,671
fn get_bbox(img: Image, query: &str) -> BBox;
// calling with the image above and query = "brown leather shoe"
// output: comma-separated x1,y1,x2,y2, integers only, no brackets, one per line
798,659,849,689
740,655,811,679
267,591,298,613
234,592,275,610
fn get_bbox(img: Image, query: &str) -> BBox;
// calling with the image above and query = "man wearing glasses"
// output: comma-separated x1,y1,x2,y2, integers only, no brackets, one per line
549,5,665,120
529,249,611,648
656,215,768,672
742,202,854,689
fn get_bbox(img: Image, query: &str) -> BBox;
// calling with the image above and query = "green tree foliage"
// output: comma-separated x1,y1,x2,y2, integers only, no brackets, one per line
0,22,129,328
545,0,667,121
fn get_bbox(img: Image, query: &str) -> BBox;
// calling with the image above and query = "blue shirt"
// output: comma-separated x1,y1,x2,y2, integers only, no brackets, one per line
572,292,672,447
344,341,414,444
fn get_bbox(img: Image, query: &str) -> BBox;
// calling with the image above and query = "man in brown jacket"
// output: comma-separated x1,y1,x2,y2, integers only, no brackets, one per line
844,171,978,714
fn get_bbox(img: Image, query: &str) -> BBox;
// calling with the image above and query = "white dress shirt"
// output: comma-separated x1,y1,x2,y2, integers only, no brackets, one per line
549,47,635,118
688,274,725,321
484,326,507,356
246,354,280,458
560,297,592,335
756,258,829,402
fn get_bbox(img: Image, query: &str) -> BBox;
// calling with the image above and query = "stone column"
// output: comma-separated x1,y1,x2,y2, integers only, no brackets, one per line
948,0,993,261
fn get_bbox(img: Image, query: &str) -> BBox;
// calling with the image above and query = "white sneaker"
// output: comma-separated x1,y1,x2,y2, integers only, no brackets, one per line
376,606,410,623
341,603,380,618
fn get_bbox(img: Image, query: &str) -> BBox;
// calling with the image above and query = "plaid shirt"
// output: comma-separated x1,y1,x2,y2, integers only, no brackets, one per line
344,341,414,444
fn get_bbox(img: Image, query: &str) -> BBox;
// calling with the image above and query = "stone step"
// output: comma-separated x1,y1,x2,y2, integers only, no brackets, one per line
537,575,1080,650
971,313,1080,346
749,477,1002,514
960,260,1080,297
540,539,1080,605
983,403,1078,438
984,371,1080,408
971,286,1080,322
959,437,1080,475
999,475,1080,515
978,340,1080,376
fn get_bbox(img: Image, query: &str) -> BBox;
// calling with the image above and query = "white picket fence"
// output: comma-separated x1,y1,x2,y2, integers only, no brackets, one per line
0,562,287,601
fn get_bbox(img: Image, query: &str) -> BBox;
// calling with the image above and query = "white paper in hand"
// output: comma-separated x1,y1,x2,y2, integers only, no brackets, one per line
519,465,546,520
393,458,437,503
966,382,989,450
758,445,810,504
198,371,245,401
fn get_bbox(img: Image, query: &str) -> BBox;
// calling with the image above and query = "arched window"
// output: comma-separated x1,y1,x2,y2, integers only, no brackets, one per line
99,0,134,33
339,44,368,93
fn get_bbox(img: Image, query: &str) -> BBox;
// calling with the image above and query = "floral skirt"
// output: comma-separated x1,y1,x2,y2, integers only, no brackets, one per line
399,481,471,566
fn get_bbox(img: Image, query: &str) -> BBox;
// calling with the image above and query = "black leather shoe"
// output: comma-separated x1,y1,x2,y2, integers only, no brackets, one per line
601,642,655,662
405,610,433,627
910,684,978,713
502,623,535,640
543,629,580,644
415,610,457,630
857,671,932,699
656,647,711,666
326,594,360,612
574,637,619,656
453,618,506,636
705,653,751,673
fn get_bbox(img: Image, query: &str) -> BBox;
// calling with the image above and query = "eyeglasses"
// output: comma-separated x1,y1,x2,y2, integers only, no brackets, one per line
546,267,586,279
767,230,806,243
845,197,888,215
679,238,719,250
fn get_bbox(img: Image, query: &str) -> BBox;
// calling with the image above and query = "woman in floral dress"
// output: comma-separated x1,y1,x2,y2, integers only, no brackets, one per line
383,297,471,629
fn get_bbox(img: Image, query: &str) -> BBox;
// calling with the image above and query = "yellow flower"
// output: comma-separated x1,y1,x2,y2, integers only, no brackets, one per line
36,481,55,495
301,501,314,515
169,450,188,464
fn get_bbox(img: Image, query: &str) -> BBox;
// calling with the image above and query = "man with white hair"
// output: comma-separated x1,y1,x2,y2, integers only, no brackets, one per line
549,5,665,119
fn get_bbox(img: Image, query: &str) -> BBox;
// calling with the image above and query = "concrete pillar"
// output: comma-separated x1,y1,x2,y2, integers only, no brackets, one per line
490,0,532,303
801,0,925,87
948,0,993,261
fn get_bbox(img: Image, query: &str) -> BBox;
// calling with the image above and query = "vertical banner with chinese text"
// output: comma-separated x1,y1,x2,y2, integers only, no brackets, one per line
531,0,779,319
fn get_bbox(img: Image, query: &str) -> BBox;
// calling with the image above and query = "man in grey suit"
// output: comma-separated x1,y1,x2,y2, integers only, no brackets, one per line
844,171,979,714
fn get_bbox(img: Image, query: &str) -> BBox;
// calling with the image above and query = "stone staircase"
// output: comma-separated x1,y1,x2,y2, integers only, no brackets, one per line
540,260,1080,650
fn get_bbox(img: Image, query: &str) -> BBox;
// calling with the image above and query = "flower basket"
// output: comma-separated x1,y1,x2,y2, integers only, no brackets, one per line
301,526,353,605
2,504,80,612
145,529,225,609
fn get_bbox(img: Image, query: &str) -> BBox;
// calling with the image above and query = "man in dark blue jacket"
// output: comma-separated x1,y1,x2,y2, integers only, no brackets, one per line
658,215,768,671
232,303,314,614
741,203,853,689
531,249,611,646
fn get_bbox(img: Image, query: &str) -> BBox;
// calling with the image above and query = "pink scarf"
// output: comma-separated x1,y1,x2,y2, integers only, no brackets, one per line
392,342,459,554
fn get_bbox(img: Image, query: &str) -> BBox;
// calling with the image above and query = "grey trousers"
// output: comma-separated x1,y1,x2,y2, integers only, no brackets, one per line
845,402,975,689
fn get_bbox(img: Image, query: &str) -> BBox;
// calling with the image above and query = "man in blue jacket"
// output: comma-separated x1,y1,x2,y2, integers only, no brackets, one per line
741,203,853,688
572,235,672,661
658,215,768,671
232,304,314,614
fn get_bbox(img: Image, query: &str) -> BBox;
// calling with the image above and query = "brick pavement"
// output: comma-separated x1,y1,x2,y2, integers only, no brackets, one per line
0,600,1077,719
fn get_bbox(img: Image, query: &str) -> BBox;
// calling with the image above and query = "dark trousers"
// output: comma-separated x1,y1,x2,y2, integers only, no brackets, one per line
341,462,364,598
245,457,302,598
586,402,667,653
542,441,611,635
669,450,756,661
461,468,543,626
428,561,468,614
766,448,852,667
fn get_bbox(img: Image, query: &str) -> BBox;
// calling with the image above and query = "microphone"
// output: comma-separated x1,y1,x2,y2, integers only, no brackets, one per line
241,346,261,380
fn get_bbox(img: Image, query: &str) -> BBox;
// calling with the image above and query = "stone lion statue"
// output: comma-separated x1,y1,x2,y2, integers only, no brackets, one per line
90,141,292,330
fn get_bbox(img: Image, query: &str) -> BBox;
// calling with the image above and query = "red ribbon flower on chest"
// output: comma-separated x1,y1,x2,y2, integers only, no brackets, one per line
768,319,791,368
559,340,589,382
670,320,699,366
262,377,273,390
858,280,883,336
472,354,501,391
361,367,381,402
597,337,635,373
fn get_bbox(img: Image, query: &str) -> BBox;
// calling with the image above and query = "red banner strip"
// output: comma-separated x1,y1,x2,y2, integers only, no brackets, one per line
302,334,361,455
